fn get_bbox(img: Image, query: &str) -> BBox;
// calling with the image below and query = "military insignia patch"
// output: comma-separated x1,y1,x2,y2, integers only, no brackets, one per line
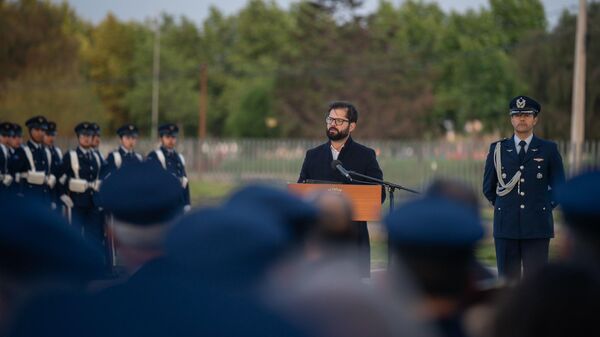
516,97,526,108
537,173,543,179
534,158,544,162
531,148,539,152
507,149,513,152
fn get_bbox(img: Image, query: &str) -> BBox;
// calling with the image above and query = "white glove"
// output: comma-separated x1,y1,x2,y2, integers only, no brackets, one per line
92,180,102,192
60,194,74,208
2,174,12,186
183,205,191,213
46,174,56,189
181,176,189,189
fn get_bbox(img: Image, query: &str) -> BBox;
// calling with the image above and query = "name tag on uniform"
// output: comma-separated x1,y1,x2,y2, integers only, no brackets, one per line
534,158,544,162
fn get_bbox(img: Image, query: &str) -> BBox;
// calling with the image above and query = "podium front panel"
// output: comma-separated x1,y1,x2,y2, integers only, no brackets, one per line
288,183,382,221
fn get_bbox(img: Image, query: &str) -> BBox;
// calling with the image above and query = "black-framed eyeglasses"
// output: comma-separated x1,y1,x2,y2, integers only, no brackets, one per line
326,117,350,126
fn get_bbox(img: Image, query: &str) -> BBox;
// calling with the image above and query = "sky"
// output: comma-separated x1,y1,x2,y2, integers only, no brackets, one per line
55,0,578,27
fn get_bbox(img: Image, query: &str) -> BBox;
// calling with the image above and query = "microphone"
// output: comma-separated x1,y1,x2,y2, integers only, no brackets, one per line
331,160,352,181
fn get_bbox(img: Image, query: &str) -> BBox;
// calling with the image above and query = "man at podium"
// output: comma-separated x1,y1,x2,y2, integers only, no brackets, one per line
298,101,385,277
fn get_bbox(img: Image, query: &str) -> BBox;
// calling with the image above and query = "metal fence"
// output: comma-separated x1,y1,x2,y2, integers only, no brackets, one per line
57,137,600,198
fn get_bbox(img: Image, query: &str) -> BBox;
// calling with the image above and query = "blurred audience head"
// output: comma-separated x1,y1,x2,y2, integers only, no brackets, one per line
554,170,600,269
98,161,184,273
0,197,103,334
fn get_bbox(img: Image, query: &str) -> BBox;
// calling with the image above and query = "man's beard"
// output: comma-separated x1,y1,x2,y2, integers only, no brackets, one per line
326,127,349,141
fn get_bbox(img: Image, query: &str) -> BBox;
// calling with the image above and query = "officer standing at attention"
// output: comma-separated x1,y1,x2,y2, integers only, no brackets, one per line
0,122,14,194
43,121,63,210
483,96,565,280
91,122,106,166
59,122,105,249
147,123,191,212
10,116,56,202
102,124,143,179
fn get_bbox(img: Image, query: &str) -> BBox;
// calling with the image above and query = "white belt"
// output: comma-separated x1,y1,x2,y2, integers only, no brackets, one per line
68,178,101,193
21,171,55,188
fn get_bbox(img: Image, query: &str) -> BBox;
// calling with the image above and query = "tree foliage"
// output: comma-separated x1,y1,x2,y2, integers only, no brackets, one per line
1,0,599,140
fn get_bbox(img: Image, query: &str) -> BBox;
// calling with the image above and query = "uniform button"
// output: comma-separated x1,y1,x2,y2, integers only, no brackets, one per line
520,204,525,209
521,179,525,183
520,192,525,196
543,207,546,211
538,166,541,169
497,207,501,210
520,165,524,170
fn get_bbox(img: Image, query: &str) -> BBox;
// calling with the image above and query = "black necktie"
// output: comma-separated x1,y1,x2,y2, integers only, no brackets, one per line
518,140,527,163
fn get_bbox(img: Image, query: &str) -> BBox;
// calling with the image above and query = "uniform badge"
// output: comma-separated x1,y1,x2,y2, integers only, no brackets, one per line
531,148,539,152
534,158,544,162
506,149,513,152
516,97,526,108
537,173,543,179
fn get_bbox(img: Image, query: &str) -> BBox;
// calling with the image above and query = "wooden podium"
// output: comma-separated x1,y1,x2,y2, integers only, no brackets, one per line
288,183,382,221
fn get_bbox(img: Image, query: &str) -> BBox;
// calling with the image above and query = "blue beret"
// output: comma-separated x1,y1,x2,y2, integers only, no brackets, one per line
116,124,139,137
45,121,57,136
158,123,178,137
25,115,48,130
555,170,600,235
225,185,319,240
0,122,13,136
74,122,94,136
98,161,184,225
0,197,103,280
385,197,484,248
11,123,22,136
509,95,541,115
166,206,288,281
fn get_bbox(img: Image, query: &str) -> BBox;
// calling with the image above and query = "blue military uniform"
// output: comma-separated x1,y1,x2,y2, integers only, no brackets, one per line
45,121,64,210
483,96,566,279
10,116,56,203
91,122,106,166
59,122,106,256
0,122,14,196
102,124,143,179
146,123,190,210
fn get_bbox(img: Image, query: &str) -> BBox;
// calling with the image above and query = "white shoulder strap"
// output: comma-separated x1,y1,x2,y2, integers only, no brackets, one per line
55,147,63,161
1,144,7,172
136,153,143,161
23,146,36,171
70,150,80,179
92,152,101,179
112,151,122,169
178,153,186,166
155,149,167,170
45,147,52,171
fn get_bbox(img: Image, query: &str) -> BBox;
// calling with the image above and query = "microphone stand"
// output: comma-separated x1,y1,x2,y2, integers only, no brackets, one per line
347,170,419,268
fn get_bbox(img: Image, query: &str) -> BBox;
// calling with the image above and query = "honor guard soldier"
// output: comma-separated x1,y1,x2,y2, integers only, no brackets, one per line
483,96,565,281
43,121,63,210
91,122,106,165
0,122,14,195
59,122,106,251
147,123,191,212
10,116,56,202
102,124,143,179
